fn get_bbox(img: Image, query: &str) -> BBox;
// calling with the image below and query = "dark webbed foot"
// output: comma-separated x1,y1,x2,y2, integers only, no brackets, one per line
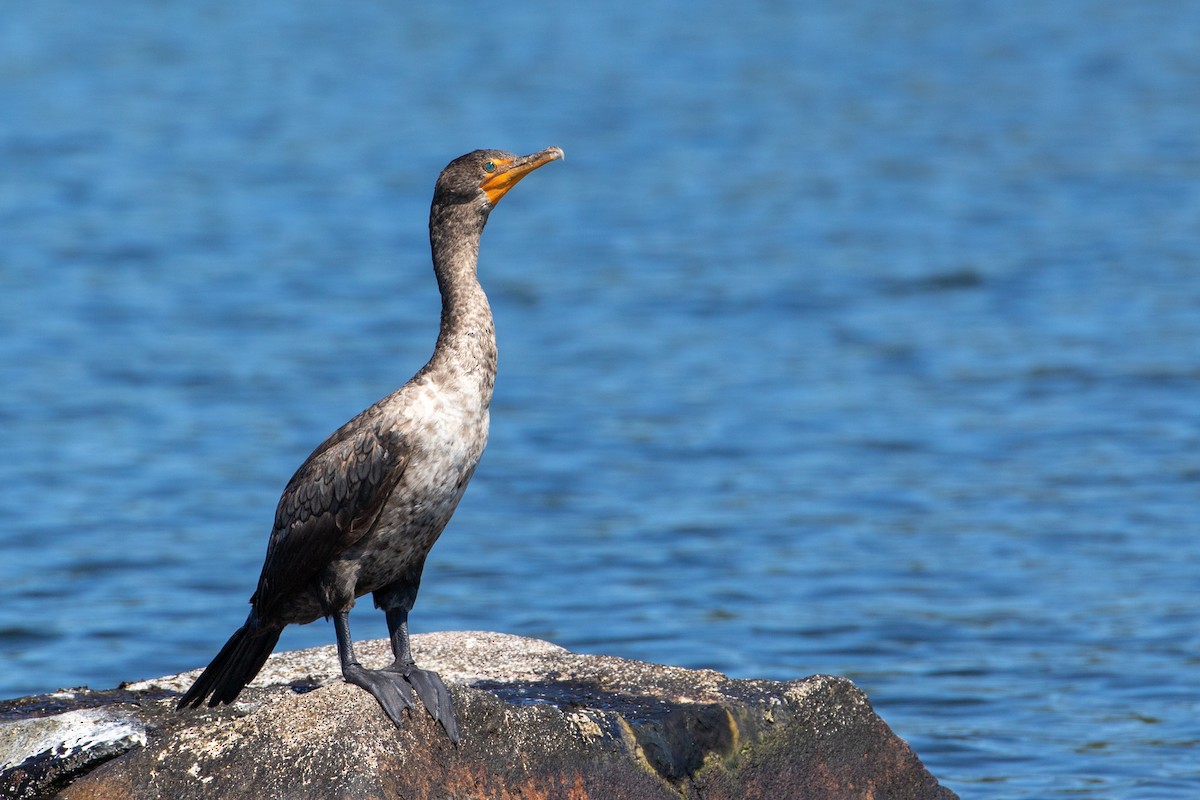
340,661,460,743
334,603,460,742
386,662,459,744
341,662,415,724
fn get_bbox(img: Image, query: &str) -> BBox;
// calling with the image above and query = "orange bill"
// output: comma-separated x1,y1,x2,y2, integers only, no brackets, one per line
480,146,565,205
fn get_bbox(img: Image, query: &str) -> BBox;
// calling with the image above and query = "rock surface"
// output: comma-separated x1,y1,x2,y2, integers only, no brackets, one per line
1,632,958,799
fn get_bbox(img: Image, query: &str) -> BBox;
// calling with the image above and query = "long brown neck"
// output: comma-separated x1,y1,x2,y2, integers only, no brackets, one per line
422,202,497,401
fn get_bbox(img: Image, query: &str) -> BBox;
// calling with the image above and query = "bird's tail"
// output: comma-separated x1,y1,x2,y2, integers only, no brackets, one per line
177,615,281,710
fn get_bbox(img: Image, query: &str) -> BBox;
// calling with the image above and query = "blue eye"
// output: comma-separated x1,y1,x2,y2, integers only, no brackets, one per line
483,161,496,173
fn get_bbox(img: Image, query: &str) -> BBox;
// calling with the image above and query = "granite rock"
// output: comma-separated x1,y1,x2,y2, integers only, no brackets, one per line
0,632,958,799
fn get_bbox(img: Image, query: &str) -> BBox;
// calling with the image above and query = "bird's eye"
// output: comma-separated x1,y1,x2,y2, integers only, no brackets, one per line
482,161,496,173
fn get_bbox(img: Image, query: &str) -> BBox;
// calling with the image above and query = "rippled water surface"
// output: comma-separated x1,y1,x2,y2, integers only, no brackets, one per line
3,3,1199,796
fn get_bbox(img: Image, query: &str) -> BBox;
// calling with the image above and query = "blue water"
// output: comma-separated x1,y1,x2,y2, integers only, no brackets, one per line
2,2,1198,796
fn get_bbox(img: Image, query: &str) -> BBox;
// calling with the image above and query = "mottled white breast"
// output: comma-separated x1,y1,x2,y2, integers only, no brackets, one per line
344,375,491,596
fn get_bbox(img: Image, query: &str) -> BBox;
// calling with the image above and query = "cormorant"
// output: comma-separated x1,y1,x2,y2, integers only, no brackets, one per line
177,147,565,743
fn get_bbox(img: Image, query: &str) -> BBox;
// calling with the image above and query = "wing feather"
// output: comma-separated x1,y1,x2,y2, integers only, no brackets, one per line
250,421,408,615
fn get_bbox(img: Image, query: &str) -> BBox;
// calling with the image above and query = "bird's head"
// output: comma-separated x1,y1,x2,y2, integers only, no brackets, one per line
433,147,565,214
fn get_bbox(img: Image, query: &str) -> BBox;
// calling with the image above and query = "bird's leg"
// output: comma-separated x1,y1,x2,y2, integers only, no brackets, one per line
385,605,417,668
372,583,460,744
380,605,460,743
333,610,415,726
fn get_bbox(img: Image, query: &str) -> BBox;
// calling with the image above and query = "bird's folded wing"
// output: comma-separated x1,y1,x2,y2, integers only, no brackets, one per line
251,426,409,612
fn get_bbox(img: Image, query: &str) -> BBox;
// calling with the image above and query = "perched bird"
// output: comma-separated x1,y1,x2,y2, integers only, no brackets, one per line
177,147,565,742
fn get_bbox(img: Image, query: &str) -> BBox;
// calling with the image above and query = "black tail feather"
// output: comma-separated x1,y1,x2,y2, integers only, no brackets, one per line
177,618,282,710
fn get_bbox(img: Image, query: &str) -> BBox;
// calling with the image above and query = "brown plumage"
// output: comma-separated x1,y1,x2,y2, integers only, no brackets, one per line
177,147,564,742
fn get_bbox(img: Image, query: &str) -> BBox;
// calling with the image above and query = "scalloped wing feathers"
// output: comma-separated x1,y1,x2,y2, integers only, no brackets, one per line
251,425,408,615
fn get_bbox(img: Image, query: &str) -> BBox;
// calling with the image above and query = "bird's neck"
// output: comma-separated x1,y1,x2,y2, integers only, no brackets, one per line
423,205,497,400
